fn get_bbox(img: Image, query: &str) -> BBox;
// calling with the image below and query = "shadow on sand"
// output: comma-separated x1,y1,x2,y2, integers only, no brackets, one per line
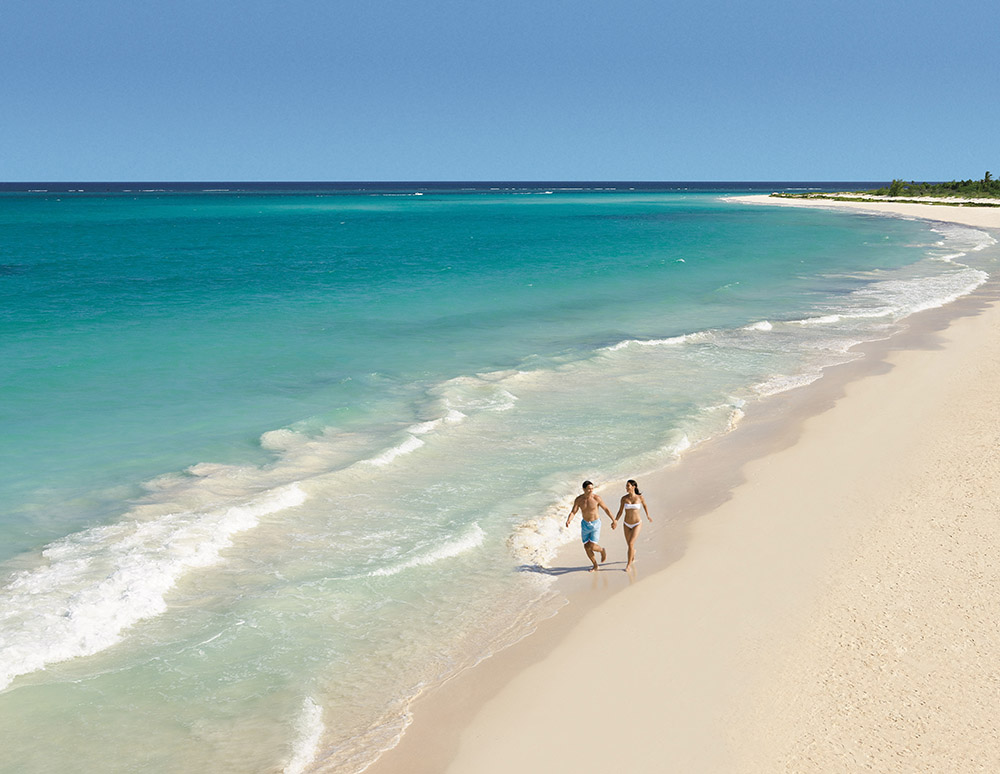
516,561,627,575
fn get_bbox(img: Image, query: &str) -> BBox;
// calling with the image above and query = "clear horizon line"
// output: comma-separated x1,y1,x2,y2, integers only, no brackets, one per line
1,178,893,184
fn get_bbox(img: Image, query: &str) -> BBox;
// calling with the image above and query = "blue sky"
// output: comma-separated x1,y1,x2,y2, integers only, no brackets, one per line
3,0,997,181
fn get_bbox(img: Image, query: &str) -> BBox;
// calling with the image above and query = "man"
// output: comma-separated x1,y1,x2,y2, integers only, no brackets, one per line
566,480,612,571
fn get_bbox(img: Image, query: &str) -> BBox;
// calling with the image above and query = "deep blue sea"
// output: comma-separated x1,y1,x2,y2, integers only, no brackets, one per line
0,183,996,773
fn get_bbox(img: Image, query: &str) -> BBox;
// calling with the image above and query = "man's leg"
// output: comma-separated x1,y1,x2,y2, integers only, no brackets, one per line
584,542,607,571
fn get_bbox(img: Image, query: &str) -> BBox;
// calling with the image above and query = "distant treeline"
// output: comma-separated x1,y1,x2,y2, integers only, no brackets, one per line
871,172,999,198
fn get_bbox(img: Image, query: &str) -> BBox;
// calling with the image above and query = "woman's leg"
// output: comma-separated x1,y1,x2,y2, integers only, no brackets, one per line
624,523,641,570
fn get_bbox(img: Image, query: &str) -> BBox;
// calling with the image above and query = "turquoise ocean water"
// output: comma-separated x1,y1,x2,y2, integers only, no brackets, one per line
1,184,997,772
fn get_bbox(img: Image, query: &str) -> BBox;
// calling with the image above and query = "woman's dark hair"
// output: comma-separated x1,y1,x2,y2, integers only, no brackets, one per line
627,479,641,495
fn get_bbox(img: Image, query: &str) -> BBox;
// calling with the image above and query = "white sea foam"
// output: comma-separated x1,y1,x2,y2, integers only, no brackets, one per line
698,403,748,434
260,428,306,452
744,320,773,332
407,410,465,436
508,520,571,566
258,414,466,480
791,255,986,330
603,331,711,352
789,314,844,326
923,225,995,264
790,309,895,326
408,419,443,435
663,432,692,457
368,524,486,577
365,435,425,467
284,696,325,774
727,407,746,431
435,374,520,413
258,428,389,477
854,267,988,316
932,251,968,264
0,483,306,691
930,225,997,253
752,371,823,397
507,503,577,566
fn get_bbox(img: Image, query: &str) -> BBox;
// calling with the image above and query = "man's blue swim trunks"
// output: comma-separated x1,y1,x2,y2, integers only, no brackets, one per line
581,519,601,544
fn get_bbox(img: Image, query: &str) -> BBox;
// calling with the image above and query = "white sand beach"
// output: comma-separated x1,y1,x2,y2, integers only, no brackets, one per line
366,198,1000,774
727,193,1000,229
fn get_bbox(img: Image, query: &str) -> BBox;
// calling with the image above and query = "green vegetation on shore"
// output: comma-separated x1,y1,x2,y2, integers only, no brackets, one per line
772,172,1000,206
875,172,999,198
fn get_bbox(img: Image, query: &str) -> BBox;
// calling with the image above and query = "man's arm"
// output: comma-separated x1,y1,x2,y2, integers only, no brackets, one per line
565,497,581,527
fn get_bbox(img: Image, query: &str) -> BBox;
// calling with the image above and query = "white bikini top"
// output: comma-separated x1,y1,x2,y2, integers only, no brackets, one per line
623,503,641,509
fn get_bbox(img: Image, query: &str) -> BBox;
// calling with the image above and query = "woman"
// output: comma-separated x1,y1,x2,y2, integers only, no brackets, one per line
613,479,651,571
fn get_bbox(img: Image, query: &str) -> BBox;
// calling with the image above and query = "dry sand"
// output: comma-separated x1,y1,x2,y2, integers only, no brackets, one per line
365,199,1000,774
727,193,1000,229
